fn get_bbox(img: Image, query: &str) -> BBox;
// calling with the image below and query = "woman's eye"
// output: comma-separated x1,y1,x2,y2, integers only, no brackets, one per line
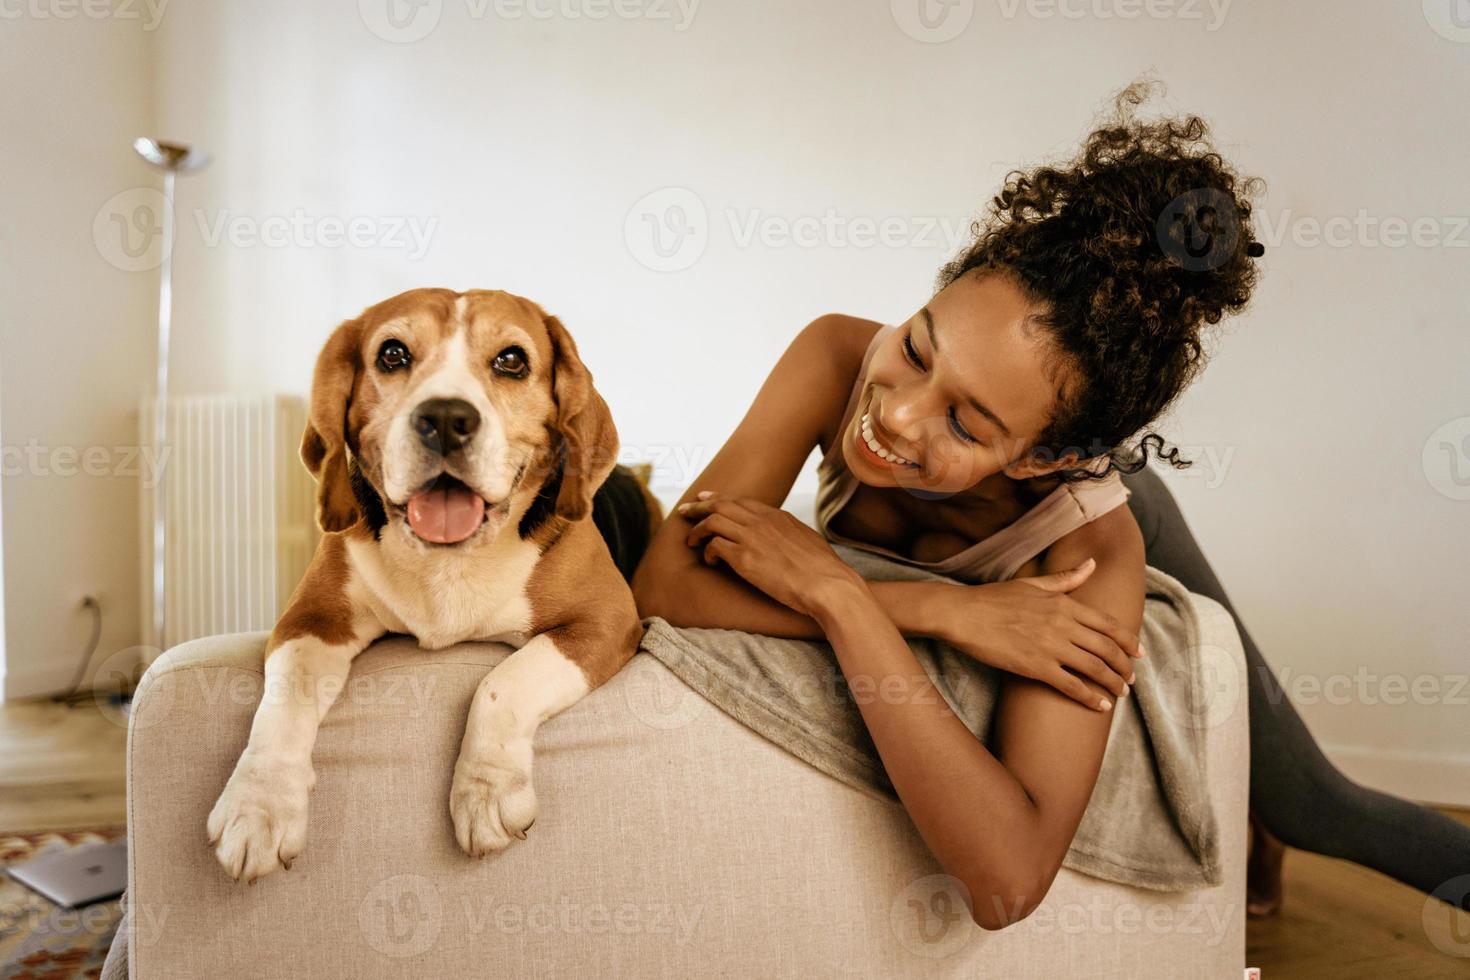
493,346,529,378
376,340,412,372
902,331,925,370
947,407,978,444
902,331,975,444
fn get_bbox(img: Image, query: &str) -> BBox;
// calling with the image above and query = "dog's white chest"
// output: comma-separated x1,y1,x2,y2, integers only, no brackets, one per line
347,533,543,649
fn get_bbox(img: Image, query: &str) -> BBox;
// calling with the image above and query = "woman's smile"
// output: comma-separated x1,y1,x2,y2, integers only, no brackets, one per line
847,385,923,477
857,412,920,469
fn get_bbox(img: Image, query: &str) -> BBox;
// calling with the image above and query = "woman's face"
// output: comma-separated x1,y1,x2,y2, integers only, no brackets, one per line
839,270,1083,497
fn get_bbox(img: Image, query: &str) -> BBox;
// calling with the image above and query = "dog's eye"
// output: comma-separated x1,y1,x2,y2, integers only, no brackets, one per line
492,346,529,378
376,340,412,373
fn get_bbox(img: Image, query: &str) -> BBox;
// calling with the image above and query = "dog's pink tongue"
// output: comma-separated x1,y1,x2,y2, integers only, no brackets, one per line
406,485,485,544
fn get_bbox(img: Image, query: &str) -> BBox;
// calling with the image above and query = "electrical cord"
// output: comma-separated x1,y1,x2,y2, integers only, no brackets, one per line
52,596,103,704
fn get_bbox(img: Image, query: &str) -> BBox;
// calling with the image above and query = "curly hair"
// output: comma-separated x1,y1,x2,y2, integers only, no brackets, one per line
936,81,1263,482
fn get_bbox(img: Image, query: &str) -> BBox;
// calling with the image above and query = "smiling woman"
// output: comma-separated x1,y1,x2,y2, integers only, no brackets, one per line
632,82,1470,928
834,274,1090,498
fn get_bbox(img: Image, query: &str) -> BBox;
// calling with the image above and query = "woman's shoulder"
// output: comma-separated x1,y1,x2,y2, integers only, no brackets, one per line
796,313,886,370
1042,487,1144,574
793,314,886,459
774,313,884,406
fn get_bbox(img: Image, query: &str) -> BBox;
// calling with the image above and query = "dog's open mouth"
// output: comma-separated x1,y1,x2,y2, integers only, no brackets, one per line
405,474,491,545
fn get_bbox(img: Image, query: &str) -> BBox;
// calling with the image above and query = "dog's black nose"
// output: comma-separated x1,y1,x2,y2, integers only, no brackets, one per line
411,398,481,456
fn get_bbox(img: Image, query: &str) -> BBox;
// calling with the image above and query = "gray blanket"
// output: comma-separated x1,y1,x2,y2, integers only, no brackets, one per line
639,544,1227,892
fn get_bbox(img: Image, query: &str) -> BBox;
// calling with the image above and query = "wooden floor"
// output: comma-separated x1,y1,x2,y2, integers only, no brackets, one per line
1247,807,1470,978
0,696,128,834
2,697,1468,976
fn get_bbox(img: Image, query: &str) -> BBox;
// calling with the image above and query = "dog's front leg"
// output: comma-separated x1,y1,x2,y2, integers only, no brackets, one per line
208,596,382,882
450,629,598,856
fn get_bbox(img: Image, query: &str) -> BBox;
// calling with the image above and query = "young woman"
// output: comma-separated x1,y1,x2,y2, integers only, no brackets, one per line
629,87,1470,927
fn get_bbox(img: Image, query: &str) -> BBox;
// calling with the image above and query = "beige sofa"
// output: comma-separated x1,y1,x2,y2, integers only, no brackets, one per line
105,612,1248,978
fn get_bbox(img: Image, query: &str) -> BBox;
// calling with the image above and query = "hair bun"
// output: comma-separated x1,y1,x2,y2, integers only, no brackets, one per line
934,80,1263,482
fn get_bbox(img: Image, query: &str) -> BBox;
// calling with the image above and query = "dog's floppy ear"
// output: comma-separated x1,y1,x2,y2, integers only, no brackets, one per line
300,317,365,532
544,314,618,521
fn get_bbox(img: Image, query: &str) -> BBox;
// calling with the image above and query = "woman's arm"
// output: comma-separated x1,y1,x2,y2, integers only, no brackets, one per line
812,505,1146,929
633,316,1140,701
673,493,1139,704
663,489,1145,927
631,312,875,632
646,532,949,642
630,314,1009,642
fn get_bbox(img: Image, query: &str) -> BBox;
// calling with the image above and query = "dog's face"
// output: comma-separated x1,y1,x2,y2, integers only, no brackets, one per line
301,288,617,549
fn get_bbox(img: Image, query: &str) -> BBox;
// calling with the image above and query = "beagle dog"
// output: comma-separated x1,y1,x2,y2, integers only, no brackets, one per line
207,288,649,883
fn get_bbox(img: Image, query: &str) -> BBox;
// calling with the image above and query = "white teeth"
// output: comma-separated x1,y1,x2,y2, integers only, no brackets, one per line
859,413,917,467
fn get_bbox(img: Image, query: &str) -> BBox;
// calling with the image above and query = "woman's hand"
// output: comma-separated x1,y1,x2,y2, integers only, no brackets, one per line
675,491,1142,708
930,560,1145,708
675,491,865,619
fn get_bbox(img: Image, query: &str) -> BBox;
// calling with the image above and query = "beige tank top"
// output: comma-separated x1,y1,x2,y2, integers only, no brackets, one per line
814,323,1132,584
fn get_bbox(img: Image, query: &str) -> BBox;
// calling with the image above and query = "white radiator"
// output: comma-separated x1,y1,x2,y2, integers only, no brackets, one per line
139,395,320,654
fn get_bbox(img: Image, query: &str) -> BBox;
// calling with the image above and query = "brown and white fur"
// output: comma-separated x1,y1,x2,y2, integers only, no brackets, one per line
206,288,643,883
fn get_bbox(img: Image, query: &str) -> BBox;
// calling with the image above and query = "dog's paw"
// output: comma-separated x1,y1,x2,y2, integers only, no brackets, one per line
450,741,537,857
207,752,314,883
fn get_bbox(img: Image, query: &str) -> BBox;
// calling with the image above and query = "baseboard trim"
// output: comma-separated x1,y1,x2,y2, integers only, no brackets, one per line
2,653,139,703
1324,743,1470,809
3,660,83,701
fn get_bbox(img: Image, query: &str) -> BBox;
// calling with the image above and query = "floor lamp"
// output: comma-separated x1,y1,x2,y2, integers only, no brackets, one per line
133,138,209,652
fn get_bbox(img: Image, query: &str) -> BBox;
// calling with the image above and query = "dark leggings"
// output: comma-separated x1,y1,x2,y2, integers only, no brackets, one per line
1121,465,1470,911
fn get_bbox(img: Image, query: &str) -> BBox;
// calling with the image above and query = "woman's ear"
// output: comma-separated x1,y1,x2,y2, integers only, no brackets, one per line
543,314,618,521
1003,448,1086,481
301,317,365,532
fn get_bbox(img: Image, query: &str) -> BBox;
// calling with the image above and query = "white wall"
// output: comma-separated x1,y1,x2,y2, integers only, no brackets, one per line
6,0,1468,803
0,12,156,698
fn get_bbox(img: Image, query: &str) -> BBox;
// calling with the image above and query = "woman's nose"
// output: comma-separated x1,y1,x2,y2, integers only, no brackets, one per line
879,384,935,441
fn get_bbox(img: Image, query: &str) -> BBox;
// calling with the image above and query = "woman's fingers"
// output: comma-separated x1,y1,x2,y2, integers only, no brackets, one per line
1048,666,1117,712
1068,626,1135,690
1073,602,1145,659
1063,643,1130,699
685,514,745,548
701,535,735,568
676,495,755,523
675,499,713,519
1017,557,1096,593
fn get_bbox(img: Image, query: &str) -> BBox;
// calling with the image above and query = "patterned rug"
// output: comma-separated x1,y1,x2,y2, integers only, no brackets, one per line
0,828,126,980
